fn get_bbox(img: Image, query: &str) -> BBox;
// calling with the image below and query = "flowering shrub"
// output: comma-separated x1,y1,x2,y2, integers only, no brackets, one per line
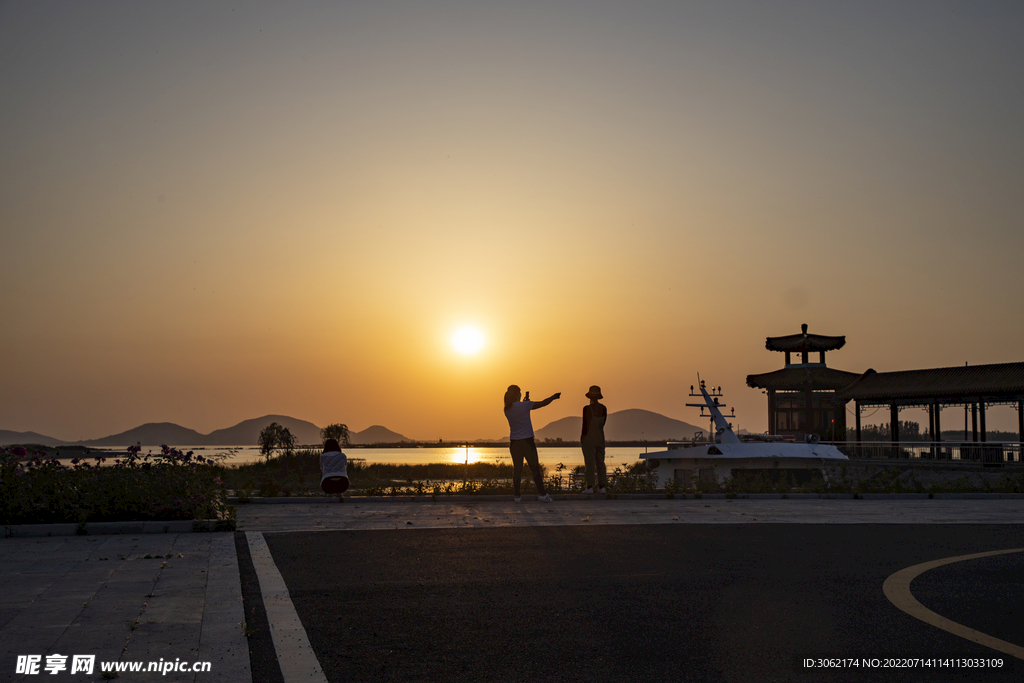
0,444,231,525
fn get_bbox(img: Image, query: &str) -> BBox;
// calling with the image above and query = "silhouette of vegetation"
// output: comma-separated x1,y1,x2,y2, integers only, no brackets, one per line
857,421,924,441
320,423,350,447
1,444,232,525
257,422,296,460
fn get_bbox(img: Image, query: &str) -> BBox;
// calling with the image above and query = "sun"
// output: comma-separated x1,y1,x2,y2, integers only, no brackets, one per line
451,326,485,355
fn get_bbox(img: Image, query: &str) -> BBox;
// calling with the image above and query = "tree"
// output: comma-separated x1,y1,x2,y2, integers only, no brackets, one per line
320,423,350,447
258,422,296,460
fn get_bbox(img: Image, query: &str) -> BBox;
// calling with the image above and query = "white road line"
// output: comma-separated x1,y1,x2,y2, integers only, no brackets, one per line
882,548,1024,660
246,531,328,683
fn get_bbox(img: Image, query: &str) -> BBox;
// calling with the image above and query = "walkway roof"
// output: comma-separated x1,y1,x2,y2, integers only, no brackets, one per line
835,362,1024,407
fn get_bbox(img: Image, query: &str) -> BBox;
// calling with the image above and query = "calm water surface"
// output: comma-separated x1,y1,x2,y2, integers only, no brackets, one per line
60,445,656,468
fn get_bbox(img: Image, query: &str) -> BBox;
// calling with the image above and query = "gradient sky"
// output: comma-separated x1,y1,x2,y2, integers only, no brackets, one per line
2,1,1023,441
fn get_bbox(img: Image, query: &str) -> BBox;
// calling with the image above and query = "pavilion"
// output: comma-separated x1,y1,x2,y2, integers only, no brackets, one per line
746,324,860,441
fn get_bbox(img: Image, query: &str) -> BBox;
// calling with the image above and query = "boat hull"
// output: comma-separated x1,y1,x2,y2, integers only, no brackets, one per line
639,442,848,488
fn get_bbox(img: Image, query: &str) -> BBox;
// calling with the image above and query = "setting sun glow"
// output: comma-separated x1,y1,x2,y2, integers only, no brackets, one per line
451,327,485,355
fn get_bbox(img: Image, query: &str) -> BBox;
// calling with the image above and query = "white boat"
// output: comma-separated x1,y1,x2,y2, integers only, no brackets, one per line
638,379,848,489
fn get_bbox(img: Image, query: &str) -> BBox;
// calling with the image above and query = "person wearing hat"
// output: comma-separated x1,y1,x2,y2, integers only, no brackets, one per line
580,385,608,494
503,384,560,502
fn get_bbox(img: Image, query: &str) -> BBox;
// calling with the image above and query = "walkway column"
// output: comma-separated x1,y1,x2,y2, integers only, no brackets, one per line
928,403,935,458
855,401,862,443
934,401,942,459
980,400,987,443
1018,400,1023,463
1018,400,1023,445
890,404,900,458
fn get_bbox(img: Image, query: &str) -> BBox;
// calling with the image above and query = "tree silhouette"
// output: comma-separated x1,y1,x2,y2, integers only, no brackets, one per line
258,422,296,460
320,423,350,447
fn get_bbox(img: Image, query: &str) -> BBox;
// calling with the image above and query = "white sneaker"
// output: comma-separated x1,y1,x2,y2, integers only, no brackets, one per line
597,487,606,494
537,494,553,503
514,496,521,502
581,487,594,494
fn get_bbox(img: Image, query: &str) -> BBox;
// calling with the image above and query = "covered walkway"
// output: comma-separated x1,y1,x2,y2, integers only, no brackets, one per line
835,362,1024,446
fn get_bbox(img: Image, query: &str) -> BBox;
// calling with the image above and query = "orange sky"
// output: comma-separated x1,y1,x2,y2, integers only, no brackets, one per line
2,2,1023,441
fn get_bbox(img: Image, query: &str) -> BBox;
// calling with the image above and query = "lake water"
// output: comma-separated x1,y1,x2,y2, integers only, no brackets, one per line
59,444,658,468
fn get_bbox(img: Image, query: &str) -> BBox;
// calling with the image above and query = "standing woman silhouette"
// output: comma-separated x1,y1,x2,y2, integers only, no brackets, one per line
580,385,608,494
503,385,560,502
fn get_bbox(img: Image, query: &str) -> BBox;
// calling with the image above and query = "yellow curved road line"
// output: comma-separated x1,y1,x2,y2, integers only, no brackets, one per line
883,548,1024,660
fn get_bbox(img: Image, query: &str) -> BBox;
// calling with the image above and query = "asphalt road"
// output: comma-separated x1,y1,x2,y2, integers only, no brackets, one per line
254,525,1024,683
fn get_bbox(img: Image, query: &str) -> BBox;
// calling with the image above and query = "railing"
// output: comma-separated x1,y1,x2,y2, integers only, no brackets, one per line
827,441,1022,464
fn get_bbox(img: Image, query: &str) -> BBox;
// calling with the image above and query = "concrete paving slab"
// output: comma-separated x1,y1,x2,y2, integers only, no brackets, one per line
1,533,249,683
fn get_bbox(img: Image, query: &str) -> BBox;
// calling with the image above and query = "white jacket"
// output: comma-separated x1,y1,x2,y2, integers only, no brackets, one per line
320,450,348,484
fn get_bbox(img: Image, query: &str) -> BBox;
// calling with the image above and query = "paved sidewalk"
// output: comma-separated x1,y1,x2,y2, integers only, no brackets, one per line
0,533,249,683
236,496,1024,532
3,498,1023,683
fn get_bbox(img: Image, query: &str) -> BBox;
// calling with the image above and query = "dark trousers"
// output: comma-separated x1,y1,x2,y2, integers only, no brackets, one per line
321,476,349,494
509,437,546,496
582,442,607,489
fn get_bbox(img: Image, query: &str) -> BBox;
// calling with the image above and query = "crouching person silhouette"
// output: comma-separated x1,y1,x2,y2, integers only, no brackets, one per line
320,438,349,501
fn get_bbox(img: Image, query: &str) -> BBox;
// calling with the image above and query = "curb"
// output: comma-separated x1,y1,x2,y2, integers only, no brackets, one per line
227,492,1024,504
230,494,679,504
3,519,233,538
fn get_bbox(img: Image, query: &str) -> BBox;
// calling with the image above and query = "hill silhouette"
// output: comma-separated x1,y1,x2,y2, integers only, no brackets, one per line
77,422,207,447
203,415,323,445
0,429,67,447
350,425,413,444
534,409,702,442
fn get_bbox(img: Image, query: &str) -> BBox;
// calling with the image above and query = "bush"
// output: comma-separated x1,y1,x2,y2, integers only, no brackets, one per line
1,444,231,525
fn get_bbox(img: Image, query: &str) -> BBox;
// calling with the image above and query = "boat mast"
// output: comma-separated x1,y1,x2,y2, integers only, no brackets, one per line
687,378,741,444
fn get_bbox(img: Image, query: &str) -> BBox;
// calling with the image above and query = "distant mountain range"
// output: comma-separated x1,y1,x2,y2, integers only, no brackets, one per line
1,408,703,448
533,409,702,442
0,415,414,448
0,430,67,448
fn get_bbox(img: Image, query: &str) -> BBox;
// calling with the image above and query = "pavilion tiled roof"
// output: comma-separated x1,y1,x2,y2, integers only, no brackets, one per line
765,324,845,353
835,362,1024,402
746,366,862,391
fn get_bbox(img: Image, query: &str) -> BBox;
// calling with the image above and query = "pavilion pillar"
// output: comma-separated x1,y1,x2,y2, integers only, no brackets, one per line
767,390,776,435
972,403,978,442
804,387,814,440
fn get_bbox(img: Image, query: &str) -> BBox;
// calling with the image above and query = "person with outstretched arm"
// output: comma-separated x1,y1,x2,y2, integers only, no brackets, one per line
503,385,560,502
